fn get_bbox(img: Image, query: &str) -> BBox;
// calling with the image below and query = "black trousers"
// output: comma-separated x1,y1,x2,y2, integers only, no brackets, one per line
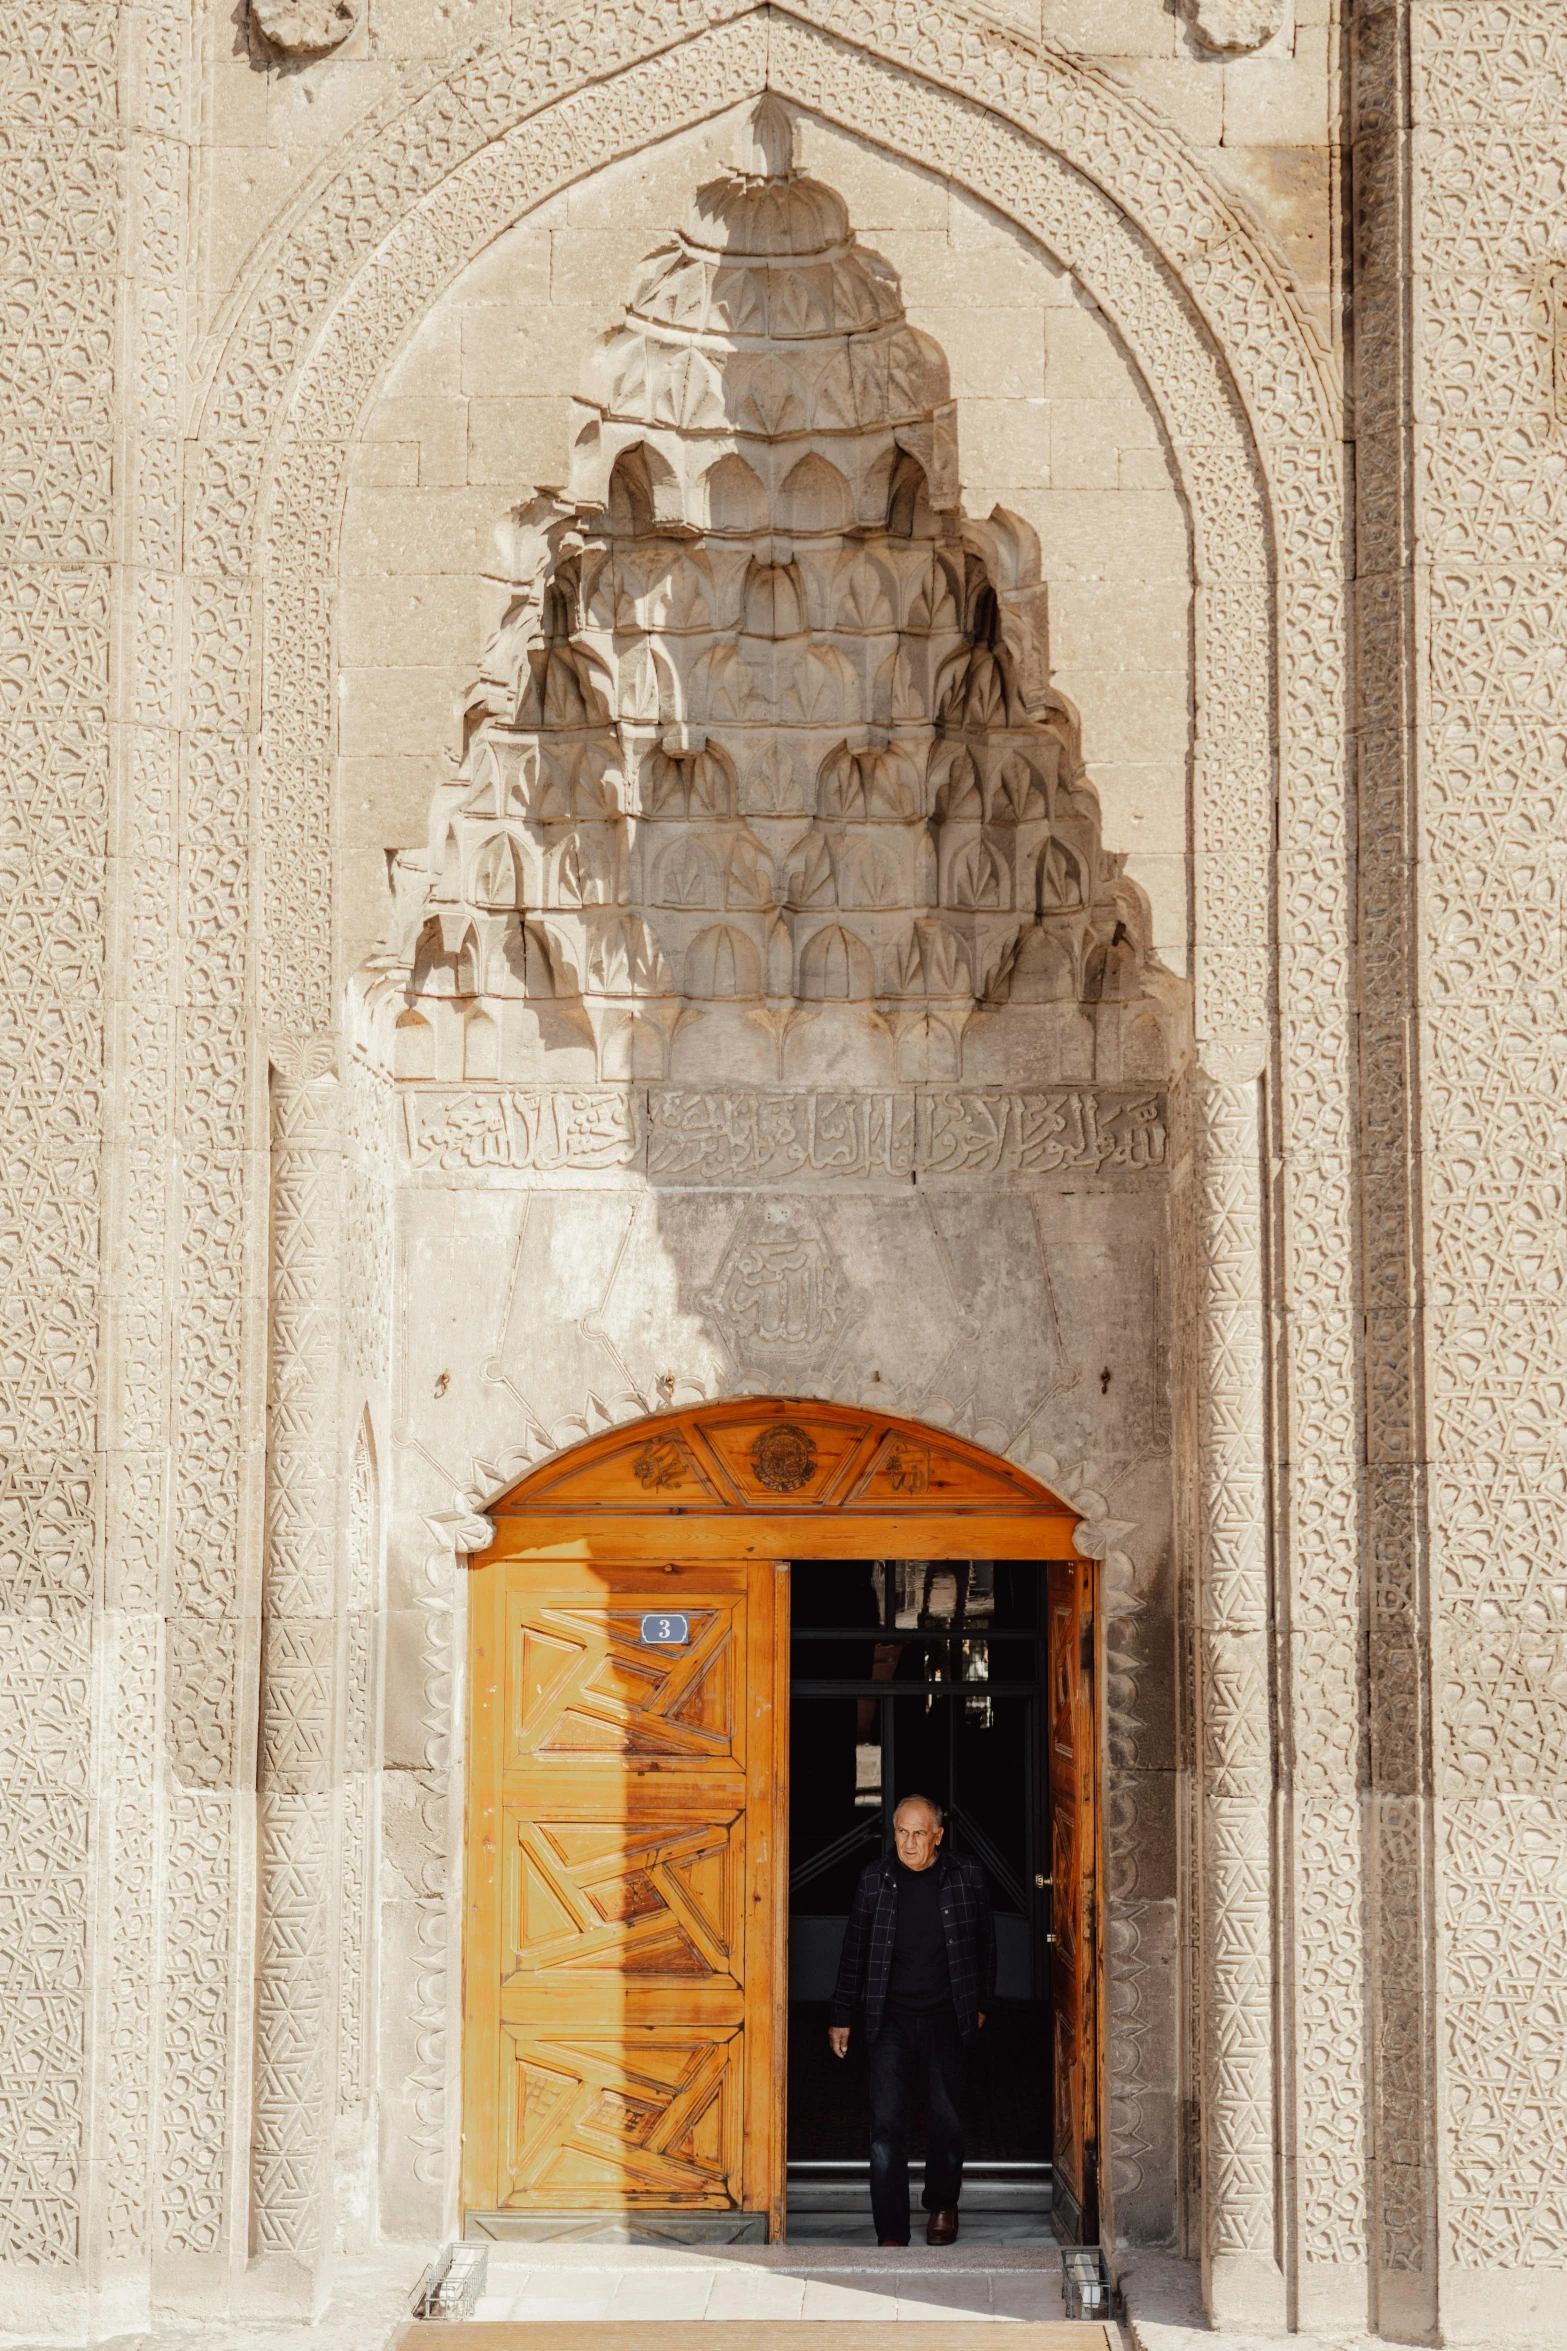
867,2004,969,2245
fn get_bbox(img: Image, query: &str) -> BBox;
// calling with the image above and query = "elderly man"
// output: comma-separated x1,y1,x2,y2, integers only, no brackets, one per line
828,1794,996,2247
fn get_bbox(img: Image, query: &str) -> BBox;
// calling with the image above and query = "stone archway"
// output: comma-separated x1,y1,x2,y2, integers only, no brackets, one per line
156,3,1357,2325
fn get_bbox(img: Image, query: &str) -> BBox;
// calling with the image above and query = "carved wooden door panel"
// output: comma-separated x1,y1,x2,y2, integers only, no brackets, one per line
1047,1553,1100,2243
463,1559,786,2233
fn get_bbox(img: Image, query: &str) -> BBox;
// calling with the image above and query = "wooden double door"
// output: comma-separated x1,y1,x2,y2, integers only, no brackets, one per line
461,1402,1099,2240
464,1557,787,2230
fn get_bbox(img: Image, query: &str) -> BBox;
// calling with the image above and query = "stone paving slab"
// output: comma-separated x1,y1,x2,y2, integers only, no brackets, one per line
465,2248,1069,2323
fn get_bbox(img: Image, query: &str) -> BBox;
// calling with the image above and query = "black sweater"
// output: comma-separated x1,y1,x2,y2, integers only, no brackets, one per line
887,1860,953,2010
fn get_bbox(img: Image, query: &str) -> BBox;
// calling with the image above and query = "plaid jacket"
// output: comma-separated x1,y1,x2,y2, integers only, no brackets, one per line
830,1849,996,2043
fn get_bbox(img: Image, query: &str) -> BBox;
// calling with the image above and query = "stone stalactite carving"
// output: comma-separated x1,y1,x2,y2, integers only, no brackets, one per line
251,1048,342,2275
356,98,1170,1094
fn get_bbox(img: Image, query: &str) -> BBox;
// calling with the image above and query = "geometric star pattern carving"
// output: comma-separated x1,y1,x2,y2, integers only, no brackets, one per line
1410,0,1567,2278
0,0,120,2263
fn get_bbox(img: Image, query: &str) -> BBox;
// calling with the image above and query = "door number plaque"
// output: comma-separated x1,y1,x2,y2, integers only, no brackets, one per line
639,1611,690,1646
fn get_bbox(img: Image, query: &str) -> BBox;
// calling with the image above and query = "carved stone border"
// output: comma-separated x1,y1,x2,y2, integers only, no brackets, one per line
177,2,1354,2321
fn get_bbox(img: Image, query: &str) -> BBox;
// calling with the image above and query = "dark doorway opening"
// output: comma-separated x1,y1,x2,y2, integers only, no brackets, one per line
786,1558,1054,2240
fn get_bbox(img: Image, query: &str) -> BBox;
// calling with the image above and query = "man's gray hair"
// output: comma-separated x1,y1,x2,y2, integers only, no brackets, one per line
894,1793,945,1828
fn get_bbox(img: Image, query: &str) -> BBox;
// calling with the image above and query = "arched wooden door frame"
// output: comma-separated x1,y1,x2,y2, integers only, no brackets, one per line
462,1400,1102,2244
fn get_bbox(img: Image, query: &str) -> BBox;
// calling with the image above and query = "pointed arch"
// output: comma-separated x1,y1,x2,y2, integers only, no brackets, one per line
189,2,1351,2319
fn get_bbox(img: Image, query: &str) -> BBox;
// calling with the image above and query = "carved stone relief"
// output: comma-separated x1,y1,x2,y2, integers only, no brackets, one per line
1178,0,1285,56
398,1084,1170,1179
19,0,1567,2319
0,0,125,2265
251,0,361,58
353,135,1192,2279
338,1422,377,2123
702,1200,866,1380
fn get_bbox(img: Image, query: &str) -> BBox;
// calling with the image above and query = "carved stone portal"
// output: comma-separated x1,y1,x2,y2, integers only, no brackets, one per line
356,99,1174,1094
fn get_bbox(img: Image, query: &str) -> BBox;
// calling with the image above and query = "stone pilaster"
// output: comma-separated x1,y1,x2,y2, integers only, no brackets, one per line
1191,1060,1285,2328
249,1042,341,2306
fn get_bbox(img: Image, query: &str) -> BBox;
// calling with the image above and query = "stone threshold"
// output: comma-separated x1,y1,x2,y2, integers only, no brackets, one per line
478,2246,1067,2270
397,2325,1114,2349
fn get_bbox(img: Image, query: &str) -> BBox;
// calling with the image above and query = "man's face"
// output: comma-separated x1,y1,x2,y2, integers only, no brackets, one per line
893,1803,944,1870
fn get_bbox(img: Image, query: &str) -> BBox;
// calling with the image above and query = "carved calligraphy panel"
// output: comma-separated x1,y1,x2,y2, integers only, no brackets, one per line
399,1084,1168,1181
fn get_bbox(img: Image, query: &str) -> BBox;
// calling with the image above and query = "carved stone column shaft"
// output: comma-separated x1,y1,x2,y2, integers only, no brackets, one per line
1193,1065,1283,2323
251,1053,341,2286
1350,0,1440,2333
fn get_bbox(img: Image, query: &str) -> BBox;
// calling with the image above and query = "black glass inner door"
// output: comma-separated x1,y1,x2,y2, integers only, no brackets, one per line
787,1558,1051,2163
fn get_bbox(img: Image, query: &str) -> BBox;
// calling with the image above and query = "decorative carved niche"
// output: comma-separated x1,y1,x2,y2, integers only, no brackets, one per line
355,99,1175,1091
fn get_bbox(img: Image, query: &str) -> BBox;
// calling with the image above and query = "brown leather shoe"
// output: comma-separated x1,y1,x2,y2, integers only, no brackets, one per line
926,2208,959,2246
